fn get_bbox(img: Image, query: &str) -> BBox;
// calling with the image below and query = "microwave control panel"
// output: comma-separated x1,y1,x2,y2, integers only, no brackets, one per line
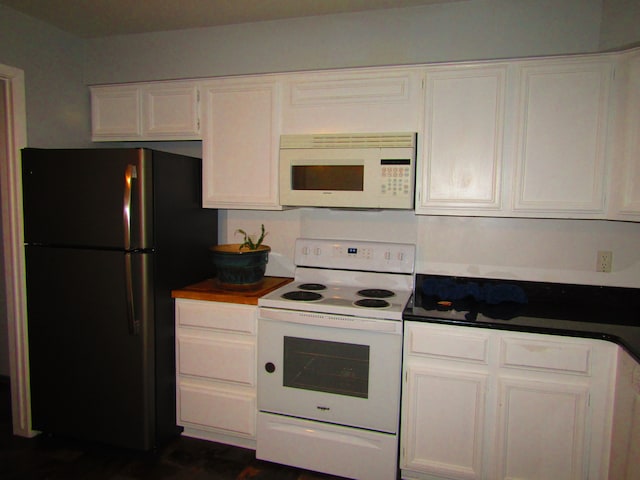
381,159,412,197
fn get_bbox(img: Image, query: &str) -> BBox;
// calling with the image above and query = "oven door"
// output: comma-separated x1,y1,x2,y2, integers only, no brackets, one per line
257,308,402,434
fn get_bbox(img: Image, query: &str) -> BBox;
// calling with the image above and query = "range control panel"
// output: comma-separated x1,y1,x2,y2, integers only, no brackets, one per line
295,238,415,274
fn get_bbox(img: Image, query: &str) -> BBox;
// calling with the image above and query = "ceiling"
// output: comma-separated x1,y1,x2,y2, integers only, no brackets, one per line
0,0,465,39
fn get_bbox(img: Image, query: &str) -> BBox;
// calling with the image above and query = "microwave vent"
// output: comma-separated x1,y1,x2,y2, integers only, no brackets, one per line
280,132,416,149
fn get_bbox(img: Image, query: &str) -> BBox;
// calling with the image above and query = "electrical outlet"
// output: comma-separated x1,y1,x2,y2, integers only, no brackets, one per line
597,250,612,273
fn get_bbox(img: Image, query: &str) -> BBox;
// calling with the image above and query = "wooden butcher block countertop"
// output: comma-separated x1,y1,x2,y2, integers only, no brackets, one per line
172,276,293,305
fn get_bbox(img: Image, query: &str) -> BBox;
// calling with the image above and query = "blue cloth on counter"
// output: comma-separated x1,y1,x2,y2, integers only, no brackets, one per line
422,279,482,300
482,284,528,305
422,279,527,305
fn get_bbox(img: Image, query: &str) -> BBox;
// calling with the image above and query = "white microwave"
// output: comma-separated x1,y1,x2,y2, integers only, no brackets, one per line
279,132,417,209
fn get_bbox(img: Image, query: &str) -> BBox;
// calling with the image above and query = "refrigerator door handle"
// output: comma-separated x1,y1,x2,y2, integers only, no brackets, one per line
123,164,137,250
124,165,139,335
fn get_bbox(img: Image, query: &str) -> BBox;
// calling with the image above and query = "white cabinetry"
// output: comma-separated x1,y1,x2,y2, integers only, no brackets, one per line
281,67,423,134
416,64,508,214
90,81,200,141
401,322,617,480
402,324,490,479
609,347,640,479
609,48,640,221
512,57,613,217
175,299,258,448
416,55,615,219
200,77,282,210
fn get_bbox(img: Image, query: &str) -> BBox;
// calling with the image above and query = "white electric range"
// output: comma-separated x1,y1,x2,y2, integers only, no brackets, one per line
257,238,415,480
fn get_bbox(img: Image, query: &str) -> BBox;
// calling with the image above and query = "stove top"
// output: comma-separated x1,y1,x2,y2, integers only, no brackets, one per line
258,239,416,321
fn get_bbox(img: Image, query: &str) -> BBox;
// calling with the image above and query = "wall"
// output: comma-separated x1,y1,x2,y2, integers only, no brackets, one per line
600,0,640,49
84,0,603,84
79,0,640,289
0,4,91,148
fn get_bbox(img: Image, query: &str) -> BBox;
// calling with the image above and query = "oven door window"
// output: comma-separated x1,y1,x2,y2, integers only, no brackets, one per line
283,336,369,398
291,165,364,191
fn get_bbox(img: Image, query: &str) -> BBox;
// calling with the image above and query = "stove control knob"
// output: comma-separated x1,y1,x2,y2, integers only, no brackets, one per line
265,362,276,373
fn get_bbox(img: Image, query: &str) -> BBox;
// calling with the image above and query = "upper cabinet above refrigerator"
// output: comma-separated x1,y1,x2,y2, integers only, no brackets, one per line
90,81,201,141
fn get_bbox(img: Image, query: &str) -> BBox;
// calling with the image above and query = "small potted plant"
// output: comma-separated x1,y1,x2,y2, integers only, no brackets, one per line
209,224,270,286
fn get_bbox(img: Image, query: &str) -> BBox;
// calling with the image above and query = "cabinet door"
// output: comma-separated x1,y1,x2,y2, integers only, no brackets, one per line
91,82,201,141
402,365,487,480
142,82,200,139
609,49,640,221
416,64,507,214
178,383,256,437
91,85,141,140
609,348,640,479
513,58,613,217
281,67,423,134
201,78,282,210
495,378,589,480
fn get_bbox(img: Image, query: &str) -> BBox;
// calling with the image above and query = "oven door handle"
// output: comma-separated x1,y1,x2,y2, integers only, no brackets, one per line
258,308,402,333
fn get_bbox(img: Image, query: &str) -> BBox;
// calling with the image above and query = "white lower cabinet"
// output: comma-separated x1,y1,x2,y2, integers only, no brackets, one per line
609,348,640,479
401,322,617,480
175,298,258,448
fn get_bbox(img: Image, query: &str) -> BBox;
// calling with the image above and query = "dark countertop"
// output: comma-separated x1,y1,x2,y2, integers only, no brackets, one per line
404,274,640,363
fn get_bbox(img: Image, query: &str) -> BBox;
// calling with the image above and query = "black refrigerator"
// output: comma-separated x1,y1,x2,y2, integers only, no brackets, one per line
22,147,217,450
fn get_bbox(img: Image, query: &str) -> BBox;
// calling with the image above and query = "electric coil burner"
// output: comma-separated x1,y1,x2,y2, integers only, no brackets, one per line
257,238,415,480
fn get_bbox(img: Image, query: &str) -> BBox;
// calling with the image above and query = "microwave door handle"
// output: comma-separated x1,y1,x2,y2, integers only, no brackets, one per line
123,164,139,335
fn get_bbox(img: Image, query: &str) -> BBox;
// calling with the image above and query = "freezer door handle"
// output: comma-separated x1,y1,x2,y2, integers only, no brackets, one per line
123,165,139,335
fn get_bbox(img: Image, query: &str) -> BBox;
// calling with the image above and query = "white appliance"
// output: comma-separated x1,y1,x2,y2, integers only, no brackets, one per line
279,132,417,209
257,238,415,480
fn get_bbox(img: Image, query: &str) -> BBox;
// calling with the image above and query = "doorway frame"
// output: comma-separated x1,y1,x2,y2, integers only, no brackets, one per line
0,63,33,437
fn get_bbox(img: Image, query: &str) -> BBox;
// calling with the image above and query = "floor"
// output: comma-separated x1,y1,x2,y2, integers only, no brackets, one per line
0,379,347,479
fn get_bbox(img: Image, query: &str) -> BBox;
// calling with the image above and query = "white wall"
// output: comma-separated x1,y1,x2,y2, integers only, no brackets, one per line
0,5,90,147
79,0,640,289
84,0,603,84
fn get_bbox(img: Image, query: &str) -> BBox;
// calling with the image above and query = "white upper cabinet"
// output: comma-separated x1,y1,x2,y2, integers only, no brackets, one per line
91,81,201,141
609,48,640,221
416,64,508,214
142,83,200,138
416,54,617,219
200,77,282,210
91,85,141,139
281,67,423,134
512,57,613,217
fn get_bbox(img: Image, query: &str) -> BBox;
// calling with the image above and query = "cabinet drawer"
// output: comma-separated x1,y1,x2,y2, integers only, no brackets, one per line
406,322,489,363
178,384,256,437
176,299,256,334
178,336,255,385
500,336,591,375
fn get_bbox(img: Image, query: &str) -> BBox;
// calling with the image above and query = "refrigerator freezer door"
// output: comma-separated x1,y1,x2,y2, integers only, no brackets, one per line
26,245,156,450
22,148,152,250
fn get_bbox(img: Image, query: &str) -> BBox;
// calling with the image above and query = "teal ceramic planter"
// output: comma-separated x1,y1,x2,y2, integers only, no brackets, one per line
210,244,270,286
